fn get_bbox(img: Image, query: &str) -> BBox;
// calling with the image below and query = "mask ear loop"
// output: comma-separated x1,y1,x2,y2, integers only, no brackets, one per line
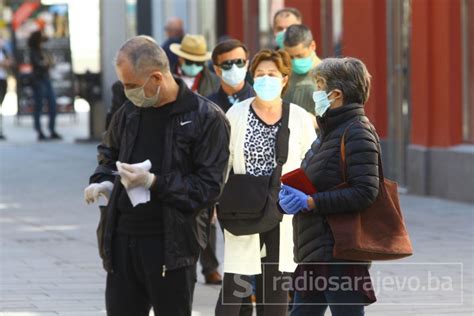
141,75,152,89
154,84,161,98
146,75,161,97
327,90,336,104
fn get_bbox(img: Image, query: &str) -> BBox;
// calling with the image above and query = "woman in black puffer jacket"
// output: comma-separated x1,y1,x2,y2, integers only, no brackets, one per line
279,57,380,316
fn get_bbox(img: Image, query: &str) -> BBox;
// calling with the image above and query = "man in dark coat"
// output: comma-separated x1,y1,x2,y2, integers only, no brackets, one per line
84,36,230,316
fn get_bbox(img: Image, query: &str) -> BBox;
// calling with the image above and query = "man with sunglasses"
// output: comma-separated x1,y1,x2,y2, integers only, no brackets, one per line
208,39,254,113
170,34,220,97
192,39,255,288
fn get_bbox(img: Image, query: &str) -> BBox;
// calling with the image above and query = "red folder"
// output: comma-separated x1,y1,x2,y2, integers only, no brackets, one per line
281,168,317,194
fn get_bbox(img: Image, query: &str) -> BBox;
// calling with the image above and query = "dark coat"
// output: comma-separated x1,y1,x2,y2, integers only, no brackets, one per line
294,103,380,263
30,47,50,80
206,81,255,113
90,78,230,273
196,67,220,97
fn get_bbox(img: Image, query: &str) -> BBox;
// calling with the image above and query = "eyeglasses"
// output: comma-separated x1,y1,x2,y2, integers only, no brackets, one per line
184,59,205,66
219,59,247,71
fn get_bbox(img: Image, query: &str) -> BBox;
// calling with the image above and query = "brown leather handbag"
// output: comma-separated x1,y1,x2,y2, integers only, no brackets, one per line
326,122,413,261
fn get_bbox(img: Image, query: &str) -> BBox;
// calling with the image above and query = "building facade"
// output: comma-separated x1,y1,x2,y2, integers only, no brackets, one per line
216,0,474,203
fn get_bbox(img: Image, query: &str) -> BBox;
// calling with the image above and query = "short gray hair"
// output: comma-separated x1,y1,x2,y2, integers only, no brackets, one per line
284,24,313,47
312,57,372,105
115,35,170,76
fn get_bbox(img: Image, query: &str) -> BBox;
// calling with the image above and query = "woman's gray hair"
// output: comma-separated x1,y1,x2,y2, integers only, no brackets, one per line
312,57,372,105
115,35,170,76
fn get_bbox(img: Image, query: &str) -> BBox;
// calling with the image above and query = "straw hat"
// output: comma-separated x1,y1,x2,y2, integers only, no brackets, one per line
170,34,212,62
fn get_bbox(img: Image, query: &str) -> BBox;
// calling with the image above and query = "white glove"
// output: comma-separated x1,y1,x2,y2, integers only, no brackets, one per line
84,181,114,204
117,162,155,190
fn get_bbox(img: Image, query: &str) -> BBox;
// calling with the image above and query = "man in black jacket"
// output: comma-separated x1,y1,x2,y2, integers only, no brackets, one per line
84,36,230,316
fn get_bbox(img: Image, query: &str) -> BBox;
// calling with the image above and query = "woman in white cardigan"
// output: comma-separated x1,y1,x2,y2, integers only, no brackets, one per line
215,49,316,315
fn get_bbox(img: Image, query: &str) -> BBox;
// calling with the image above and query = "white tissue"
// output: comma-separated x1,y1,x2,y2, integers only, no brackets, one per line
119,159,152,207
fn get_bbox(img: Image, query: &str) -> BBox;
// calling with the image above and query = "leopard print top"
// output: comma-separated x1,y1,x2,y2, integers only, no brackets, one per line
244,106,281,176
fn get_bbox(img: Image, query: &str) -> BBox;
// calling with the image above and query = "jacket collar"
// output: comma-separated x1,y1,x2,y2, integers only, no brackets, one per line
317,103,366,134
169,77,198,115
217,81,254,103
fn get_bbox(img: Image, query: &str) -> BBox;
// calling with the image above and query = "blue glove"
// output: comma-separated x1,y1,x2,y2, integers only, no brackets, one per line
278,184,309,215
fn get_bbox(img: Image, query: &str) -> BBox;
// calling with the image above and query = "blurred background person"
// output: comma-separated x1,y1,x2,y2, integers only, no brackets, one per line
28,29,62,141
0,38,11,140
216,49,315,316
170,34,220,96
272,7,302,49
283,24,321,129
161,17,184,71
105,80,128,130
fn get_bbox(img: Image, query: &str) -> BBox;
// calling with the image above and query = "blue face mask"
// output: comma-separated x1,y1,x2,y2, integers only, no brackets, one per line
275,30,285,49
221,64,247,87
181,63,203,77
313,90,334,117
253,75,283,101
291,53,314,75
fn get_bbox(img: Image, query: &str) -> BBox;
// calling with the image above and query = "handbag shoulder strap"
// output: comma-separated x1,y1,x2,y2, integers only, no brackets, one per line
340,120,385,182
275,101,290,166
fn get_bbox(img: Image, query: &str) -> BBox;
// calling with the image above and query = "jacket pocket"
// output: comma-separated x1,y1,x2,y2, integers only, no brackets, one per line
171,210,201,258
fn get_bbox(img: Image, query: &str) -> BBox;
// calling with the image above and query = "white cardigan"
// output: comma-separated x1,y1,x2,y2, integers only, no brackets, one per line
223,97,317,275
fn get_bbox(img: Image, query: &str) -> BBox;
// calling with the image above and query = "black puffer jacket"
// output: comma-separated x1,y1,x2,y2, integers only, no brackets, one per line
90,78,230,273
294,103,379,263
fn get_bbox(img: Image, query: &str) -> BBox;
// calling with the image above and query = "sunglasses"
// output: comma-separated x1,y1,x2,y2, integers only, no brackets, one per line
219,59,247,71
184,59,205,66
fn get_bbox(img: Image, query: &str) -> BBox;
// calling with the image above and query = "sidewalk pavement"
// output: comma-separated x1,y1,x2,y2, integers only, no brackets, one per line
0,113,473,315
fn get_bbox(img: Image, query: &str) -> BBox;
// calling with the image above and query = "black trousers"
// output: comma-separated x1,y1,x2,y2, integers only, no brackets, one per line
106,234,196,316
32,77,57,134
215,225,289,316
200,221,219,275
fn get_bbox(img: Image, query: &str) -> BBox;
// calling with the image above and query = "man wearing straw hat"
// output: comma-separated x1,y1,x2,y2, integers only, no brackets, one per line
170,34,220,97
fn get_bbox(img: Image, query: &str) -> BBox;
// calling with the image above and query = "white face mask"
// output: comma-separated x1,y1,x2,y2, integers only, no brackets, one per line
313,90,334,117
253,75,283,101
124,76,161,108
221,64,247,88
